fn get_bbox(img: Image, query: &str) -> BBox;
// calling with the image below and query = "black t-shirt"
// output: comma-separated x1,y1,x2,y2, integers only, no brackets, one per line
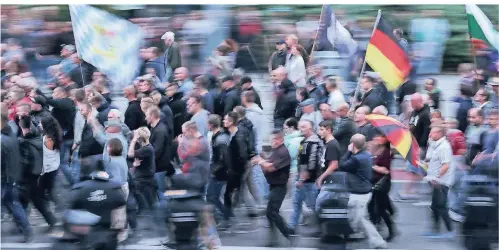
265,144,291,186
133,144,156,180
322,139,341,173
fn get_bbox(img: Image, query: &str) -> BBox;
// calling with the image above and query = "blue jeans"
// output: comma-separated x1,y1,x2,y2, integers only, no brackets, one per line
155,171,167,202
207,177,227,221
59,139,74,185
1,183,31,233
253,165,269,200
449,167,469,215
70,149,81,183
289,182,318,230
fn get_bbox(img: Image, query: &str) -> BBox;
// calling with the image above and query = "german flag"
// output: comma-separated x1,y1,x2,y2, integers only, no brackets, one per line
365,15,411,91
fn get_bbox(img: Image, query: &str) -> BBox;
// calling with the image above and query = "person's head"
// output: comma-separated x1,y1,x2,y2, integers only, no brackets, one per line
458,63,476,77
393,28,404,40
148,47,160,59
350,134,366,153
295,87,309,102
240,76,253,90
107,138,123,157
78,102,92,118
7,88,25,104
354,106,370,123
57,73,72,86
19,115,32,135
150,90,162,106
181,120,198,139
410,93,424,110
16,103,31,118
487,109,499,128
474,88,491,104
135,126,151,145
233,68,245,83
424,78,437,92
223,112,239,129
140,96,154,113
215,44,231,56
270,129,285,148
165,82,179,98
301,99,315,114
283,117,299,135
467,108,484,126
325,76,340,93
488,77,499,94
298,119,314,138
318,120,334,140
162,31,175,47
335,102,350,118
145,106,161,125
107,109,121,122
73,88,86,104
39,114,63,150
208,114,222,131
220,75,235,90
361,76,375,92
373,131,389,147
319,103,335,120
52,86,69,99
60,44,76,57
431,110,442,120
187,94,203,114
174,67,189,82
89,94,104,109
285,34,298,48
194,75,208,93
137,75,153,93
123,85,137,100
104,119,122,134
233,106,246,121
372,105,388,116
444,118,459,130
241,90,256,107
276,39,286,51
274,66,287,82
429,125,446,141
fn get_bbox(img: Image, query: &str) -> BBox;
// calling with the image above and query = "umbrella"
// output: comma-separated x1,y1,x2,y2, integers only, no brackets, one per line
366,114,421,168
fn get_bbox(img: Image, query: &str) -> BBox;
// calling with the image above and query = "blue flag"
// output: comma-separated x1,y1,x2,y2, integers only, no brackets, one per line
69,5,144,88
317,5,357,56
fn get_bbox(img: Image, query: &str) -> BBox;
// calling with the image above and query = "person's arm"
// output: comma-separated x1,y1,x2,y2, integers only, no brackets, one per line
151,129,166,161
305,143,319,178
338,150,357,173
236,132,249,164
88,117,107,145
261,148,291,172
420,114,431,147
223,95,235,117
268,52,276,73
127,138,138,158
438,146,452,178
46,98,69,110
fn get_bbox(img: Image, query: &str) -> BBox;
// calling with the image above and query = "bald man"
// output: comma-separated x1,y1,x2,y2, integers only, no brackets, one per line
409,93,431,150
354,106,377,142
372,105,388,116
339,133,387,248
173,67,194,95
123,85,146,131
333,102,357,155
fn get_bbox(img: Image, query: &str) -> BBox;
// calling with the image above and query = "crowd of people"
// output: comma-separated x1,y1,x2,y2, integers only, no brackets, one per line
2,6,499,250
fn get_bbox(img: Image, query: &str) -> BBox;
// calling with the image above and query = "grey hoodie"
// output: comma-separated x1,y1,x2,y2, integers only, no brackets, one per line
245,103,264,153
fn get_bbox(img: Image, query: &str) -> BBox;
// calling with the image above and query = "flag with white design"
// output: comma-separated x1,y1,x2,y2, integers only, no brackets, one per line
465,4,499,50
69,5,144,87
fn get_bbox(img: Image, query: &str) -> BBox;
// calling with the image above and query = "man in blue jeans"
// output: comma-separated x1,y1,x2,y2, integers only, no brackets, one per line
288,120,323,235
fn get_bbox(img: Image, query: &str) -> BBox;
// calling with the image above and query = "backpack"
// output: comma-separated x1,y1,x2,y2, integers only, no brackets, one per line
463,173,498,226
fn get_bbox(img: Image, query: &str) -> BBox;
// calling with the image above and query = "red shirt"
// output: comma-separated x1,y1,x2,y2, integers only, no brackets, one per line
446,129,466,156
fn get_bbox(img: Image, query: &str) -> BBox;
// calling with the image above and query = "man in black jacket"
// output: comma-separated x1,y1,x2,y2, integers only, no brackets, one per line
333,102,357,155
78,102,104,160
268,40,287,73
17,116,58,231
222,112,249,225
1,114,33,242
206,114,231,225
123,85,146,131
217,75,241,118
409,93,431,153
354,106,377,142
151,90,174,137
274,67,299,129
145,106,173,200
240,75,263,110
89,94,112,126
397,80,417,114
356,76,386,111
251,130,293,246
338,134,387,249
166,82,187,138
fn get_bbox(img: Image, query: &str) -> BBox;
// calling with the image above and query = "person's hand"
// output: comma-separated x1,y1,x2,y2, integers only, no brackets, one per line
251,156,261,165
133,130,140,140
296,180,304,188
133,159,142,167
72,143,78,151
316,174,324,188
177,134,184,144
348,143,354,152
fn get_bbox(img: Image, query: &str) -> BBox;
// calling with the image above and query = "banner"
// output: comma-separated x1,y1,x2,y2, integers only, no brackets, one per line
69,5,144,87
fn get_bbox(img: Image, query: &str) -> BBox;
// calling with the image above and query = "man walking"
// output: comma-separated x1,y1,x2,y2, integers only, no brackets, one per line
161,31,182,81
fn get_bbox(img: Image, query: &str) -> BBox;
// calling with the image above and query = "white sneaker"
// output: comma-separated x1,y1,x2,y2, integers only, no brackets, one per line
448,210,465,223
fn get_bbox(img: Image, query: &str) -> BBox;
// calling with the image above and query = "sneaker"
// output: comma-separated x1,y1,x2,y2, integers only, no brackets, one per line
288,228,297,237
449,210,465,223
23,229,34,243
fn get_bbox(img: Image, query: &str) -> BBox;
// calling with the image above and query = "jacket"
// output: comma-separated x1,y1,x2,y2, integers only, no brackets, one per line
333,116,357,155
409,104,431,148
175,136,210,192
228,128,249,175
237,117,256,158
286,55,307,87
210,130,231,181
397,81,417,108
309,86,326,108
74,107,98,147
18,128,44,176
339,150,373,194
143,57,166,82
124,99,146,131
217,87,240,118
168,92,187,138
158,97,174,137
47,97,76,140
164,42,182,73
357,88,386,111
297,134,324,183
79,121,104,158
1,126,22,183
244,86,263,110
96,101,112,127
244,103,264,153
454,96,473,132
268,49,287,72
284,130,304,173
149,122,174,176
428,88,441,110
274,79,299,128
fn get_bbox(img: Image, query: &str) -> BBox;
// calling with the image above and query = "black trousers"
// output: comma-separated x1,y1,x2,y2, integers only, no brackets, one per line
134,178,157,212
431,185,453,232
267,185,290,239
20,174,57,226
368,189,394,234
224,174,242,220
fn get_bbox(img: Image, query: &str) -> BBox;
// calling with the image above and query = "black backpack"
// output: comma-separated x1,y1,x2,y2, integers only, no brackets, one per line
463,173,498,226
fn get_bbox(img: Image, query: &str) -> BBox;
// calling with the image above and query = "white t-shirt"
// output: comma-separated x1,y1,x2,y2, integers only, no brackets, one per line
42,135,60,174
424,137,454,187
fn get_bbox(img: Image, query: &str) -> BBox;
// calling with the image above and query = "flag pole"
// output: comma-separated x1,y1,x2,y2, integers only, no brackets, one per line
350,9,382,113
465,9,481,89
309,5,326,62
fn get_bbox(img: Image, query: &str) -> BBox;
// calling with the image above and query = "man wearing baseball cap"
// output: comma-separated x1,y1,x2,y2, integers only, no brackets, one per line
268,39,288,73
488,77,499,108
161,31,182,82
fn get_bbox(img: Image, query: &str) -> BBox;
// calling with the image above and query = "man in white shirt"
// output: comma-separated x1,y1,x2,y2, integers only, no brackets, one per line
324,76,345,111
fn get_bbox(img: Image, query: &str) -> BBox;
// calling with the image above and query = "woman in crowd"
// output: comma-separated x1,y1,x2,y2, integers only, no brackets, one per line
39,114,63,207
286,45,306,88
369,131,397,242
